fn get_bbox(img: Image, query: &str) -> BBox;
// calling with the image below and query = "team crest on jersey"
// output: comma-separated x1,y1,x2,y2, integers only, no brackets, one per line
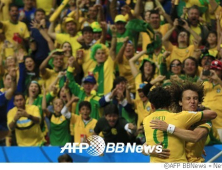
146,106,151,111
89,129,94,133
20,28,23,32
216,88,221,93
111,128,117,135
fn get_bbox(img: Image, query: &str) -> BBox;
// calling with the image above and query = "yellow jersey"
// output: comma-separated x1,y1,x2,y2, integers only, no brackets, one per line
7,105,45,146
143,110,203,162
133,99,153,128
70,114,97,143
40,68,59,91
2,20,30,57
185,122,211,162
36,0,53,16
202,81,222,129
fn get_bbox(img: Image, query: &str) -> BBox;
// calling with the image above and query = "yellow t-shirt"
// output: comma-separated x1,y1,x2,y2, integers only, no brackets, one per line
117,55,139,93
70,114,97,143
202,81,222,129
2,20,30,57
36,0,53,16
189,26,201,45
7,105,45,146
40,68,59,91
82,48,97,77
143,110,203,162
55,33,81,56
133,99,153,128
0,0,12,21
185,122,211,163
168,43,195,65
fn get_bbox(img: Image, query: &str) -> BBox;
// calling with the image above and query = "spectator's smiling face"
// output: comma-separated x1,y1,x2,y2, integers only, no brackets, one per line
79,106,91,120
115,81,126,93
53,98,64,113
35,11,45,22
25,57,35,72
171,60,182,75
28,83,40,97
144,11,150,23
115,22,126,34
180,90,199,111
65,21,76,36
143,61,153,75
62,42,72,54
95,49,107,64
124,43,134,58
201,56,213,67
83,31,93,44
188,9,199,27
59,87,67,101
53,55,64,68
4,74,12,89
183,59,197,76
9,6,19,21
105,113,119,127
88,7,98,19
149,13,160,29
207,33,217,45
138,91,147,102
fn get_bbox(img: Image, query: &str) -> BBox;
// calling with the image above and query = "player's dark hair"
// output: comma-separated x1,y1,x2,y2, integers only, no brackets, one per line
104,103,119,116
168,81,204,112
148,86,171,109
79,101,91,111
58,154,73,163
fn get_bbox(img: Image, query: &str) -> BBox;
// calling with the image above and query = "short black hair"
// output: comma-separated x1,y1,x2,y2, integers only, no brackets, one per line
58,154,73,163
104,103,119,116
9,3,18,11
112,76,127,90
82,26,93,34
35,8,46,16
14,92,25,101
148,86,171,109
79,101,91,111
149,10,160,17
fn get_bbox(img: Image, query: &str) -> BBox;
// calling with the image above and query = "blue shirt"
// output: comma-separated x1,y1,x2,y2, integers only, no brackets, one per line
19,7,36,30
30,22,50,61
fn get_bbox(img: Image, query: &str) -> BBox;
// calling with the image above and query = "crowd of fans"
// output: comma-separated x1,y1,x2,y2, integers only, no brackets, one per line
0,0,222,156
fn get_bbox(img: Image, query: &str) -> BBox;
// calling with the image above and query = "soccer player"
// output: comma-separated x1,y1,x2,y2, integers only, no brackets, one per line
150,81,218,162
143,86,217,162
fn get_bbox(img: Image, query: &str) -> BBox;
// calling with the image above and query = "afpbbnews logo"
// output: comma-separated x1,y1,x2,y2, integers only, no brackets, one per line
60,135,163,156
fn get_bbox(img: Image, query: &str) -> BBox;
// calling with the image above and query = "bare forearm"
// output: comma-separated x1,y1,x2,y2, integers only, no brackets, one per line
187,28,202,43
8,121,16,131
134,0,142,18
110,0,117,21
28,114,40,124
5,79,16,100
162,13,173,25
162,26,175,42
48,22,56,39
110,34,117,60
116,42,126,63
39,55,51,74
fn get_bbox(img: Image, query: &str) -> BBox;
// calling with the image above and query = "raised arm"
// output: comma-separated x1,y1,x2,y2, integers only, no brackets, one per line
39,51,55,75
109,25,117,60
182,19,202,44
116,37,129,64
99,21,107,45
42,84,51,117
5,75,16,100
109,0,117,22
129,50,147,77
162,19,178,50
48,21,56,40
134,0,142,19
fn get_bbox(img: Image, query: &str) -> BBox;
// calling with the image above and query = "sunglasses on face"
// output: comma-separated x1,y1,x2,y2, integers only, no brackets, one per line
171,63,181,67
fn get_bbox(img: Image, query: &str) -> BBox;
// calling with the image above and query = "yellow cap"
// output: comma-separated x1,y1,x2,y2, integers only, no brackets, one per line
114,15,126,23
64,17,76,24
91,22,102,32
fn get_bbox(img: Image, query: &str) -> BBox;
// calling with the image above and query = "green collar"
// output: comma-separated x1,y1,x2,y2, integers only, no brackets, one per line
155,109,168,111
